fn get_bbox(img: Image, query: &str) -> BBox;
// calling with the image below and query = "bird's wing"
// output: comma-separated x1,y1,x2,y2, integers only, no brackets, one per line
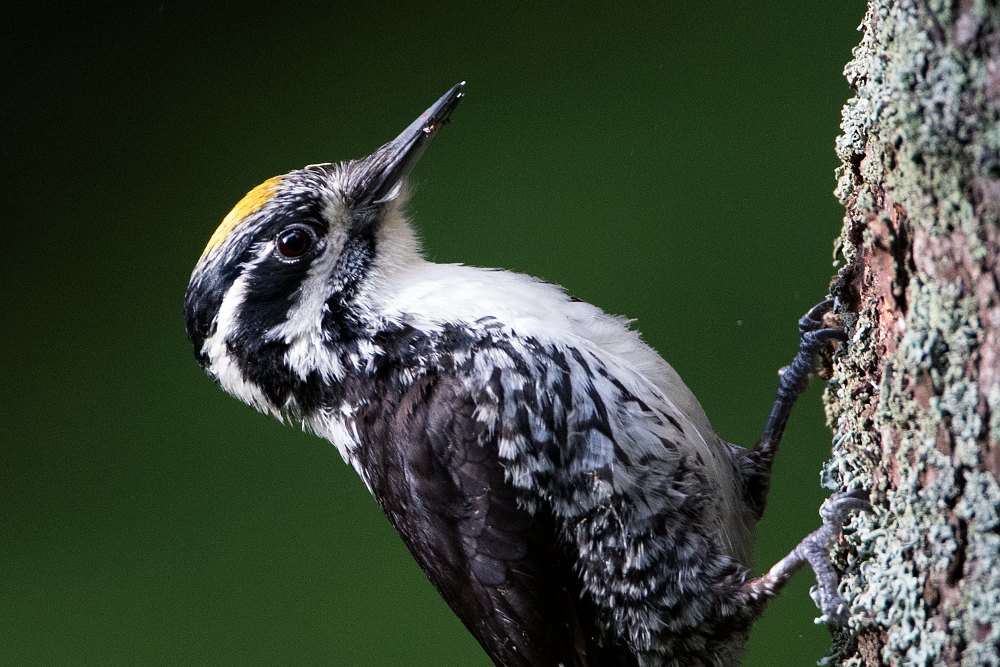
361,371,614,667
465,334,753,657
476,335,734,531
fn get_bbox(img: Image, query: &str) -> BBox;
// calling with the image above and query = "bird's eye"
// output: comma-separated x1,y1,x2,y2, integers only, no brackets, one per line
276,226,314,259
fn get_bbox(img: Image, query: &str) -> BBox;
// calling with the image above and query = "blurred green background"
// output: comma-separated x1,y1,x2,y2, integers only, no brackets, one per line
3,2,865,664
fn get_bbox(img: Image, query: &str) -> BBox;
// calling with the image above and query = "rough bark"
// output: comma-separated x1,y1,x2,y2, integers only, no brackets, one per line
823,1,1000,665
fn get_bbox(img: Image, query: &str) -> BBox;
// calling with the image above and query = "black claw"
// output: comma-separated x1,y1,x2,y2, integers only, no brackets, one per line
820,490,872,524
799,298,836,334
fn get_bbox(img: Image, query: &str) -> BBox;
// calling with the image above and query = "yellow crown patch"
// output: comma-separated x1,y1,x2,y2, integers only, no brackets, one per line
199,175,284,261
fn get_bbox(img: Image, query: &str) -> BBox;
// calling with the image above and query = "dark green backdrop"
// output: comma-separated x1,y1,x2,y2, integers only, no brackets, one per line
3,2,865,664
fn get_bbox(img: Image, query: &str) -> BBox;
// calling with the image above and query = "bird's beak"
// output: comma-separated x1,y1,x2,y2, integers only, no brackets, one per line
362,82,465,206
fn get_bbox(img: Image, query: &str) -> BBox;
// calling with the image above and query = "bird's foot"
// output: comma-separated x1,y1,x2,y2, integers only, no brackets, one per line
750,298,849,500
745,490,871,625
779,298,848,397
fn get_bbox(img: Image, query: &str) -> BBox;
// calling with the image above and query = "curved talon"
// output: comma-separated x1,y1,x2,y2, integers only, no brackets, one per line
799,298,837,334
805,297,835,320
820,490,872,524
799,303,833,331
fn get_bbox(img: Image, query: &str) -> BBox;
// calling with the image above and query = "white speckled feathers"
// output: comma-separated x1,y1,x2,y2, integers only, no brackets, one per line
359,210,753,563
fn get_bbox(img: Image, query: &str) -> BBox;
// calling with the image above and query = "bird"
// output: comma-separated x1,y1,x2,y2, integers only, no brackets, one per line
184,82,868,666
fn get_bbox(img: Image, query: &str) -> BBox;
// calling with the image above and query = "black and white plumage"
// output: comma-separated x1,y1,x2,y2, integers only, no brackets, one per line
184,83,866,666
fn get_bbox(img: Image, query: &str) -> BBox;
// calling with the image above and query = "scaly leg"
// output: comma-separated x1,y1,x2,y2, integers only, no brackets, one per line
746,298,847,514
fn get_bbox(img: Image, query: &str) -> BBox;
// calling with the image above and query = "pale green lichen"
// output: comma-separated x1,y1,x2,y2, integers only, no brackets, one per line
824,0,1000,664
990,385,1000,444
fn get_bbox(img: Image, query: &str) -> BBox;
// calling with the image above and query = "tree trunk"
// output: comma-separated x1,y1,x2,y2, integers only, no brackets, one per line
823,1,1000,664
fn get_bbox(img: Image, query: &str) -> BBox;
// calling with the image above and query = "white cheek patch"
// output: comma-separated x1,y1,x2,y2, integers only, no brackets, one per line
267,224,351,383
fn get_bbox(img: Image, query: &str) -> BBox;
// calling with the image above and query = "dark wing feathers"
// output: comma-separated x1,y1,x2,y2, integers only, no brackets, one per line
362,373,592,666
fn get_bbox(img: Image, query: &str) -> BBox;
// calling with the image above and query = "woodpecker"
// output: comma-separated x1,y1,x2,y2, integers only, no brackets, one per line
184,83,867,666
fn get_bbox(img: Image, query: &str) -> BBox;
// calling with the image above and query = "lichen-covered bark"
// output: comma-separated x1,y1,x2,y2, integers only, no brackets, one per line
824,1,1000,665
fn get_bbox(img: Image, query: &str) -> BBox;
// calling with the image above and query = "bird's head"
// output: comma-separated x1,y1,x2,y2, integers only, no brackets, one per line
184,83,464,413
